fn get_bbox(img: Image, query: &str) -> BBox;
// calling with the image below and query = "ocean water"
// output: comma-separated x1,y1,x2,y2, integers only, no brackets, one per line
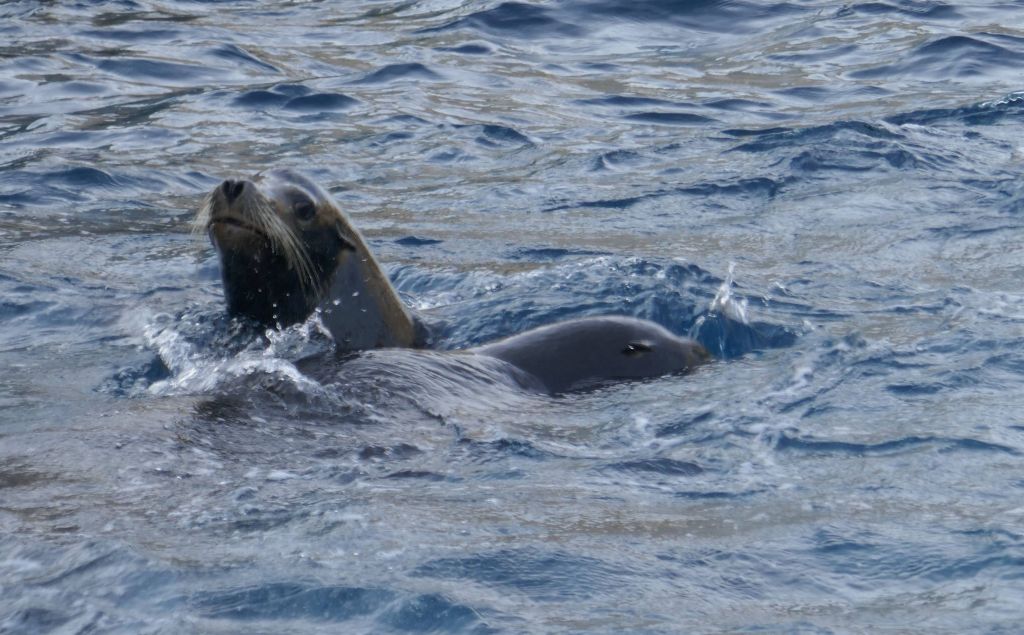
3,1,1024,632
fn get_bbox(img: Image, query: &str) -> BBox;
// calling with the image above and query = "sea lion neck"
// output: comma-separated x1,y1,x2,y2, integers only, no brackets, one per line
316,238,419,352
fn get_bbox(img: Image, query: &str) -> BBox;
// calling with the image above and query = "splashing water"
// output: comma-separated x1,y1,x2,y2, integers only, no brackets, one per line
708,262,750,324
143,311,330,397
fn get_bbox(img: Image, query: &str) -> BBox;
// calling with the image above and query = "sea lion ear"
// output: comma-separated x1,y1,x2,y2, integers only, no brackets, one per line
335,222,357,252
622,341,654,356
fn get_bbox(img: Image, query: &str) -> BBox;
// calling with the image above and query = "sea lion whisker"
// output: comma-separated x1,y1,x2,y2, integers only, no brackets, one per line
254,201,319,297
270,216,311,281
192,193,214,240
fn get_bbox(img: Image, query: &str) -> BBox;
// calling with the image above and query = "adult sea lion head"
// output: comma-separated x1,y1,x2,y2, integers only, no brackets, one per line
196,169,418,350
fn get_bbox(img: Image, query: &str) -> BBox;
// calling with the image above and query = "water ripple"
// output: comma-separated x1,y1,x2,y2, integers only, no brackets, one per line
5,1,1024,632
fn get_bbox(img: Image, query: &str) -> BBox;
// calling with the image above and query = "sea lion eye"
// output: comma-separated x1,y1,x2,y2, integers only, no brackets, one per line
622,341,653,356
293,200,317,222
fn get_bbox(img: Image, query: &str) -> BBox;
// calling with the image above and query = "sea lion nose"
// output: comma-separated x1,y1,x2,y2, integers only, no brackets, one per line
221,179,246,204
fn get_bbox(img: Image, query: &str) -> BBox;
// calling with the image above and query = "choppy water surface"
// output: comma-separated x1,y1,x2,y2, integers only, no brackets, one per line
3,1,1024,632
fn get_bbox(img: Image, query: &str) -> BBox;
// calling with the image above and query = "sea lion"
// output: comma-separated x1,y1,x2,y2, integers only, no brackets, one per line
197,169,710,392
197,169,420,351
474,316,710,393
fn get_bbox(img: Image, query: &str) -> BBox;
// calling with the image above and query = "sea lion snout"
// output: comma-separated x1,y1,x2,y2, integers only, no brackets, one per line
221,179,246,204
209,178,259,222
206,178,264,239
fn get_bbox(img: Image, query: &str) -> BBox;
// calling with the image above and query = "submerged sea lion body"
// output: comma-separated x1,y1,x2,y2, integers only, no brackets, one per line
198,170,709,393
475,316,709,393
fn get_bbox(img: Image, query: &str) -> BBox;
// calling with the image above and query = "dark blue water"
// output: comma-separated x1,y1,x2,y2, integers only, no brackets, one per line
4,1,1024,632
